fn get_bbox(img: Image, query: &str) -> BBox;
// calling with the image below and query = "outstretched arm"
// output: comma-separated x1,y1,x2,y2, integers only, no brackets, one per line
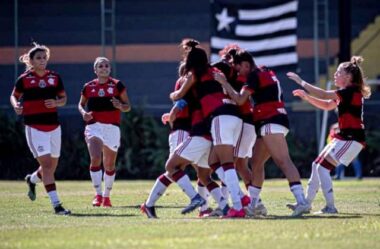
293,89,337,111
287,72,338,100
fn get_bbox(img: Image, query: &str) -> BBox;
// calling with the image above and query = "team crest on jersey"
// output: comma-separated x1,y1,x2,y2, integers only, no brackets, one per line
39,80,47,88
31,80,36,84
48,78,55,85
107,87,114,94
37,146,44,152
98,89,105,97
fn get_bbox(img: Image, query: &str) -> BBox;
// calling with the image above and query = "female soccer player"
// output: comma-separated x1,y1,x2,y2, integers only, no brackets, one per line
78,57,131,207
287,56,371,213
214,52,309,217
10,42,70,215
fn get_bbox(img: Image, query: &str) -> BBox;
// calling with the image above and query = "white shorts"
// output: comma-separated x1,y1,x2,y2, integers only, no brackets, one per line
324,138,364,166
211,115,243,146
234,123,256,158
25,125,61,158
168,130,190,156
85,122,120,152
259,123,289,137
175,136,212,168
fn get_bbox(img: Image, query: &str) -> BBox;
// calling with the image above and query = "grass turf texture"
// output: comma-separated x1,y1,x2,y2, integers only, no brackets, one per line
0,179,379,249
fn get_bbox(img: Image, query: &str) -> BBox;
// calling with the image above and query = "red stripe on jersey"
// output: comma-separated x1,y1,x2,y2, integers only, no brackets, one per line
253,101,285,121
29,124,59,132
91,110,121,125
199,92,226,117
23,100,57,115
338,113,364,130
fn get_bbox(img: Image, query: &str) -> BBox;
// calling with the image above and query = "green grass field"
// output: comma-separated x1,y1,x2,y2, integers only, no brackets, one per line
0,179,379,249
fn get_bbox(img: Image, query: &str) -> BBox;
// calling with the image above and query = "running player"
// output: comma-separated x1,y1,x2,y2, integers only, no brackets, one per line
78,57,131,207
286,56,371,213
10,42,71,215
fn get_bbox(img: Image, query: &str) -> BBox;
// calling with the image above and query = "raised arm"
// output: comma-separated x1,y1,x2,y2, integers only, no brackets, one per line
214,72,250,105
170,74,195,101
287,72,338,100
293,89,337,111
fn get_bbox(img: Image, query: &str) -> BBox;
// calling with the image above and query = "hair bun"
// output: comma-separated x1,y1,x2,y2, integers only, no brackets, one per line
351,56,363,65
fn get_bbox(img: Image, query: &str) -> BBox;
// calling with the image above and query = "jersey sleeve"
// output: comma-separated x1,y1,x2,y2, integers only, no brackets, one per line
116,81,126,94
56,74,65,94
14,76,24,94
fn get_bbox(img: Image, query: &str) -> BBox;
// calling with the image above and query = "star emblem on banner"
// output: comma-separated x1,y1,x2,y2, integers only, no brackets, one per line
215,8,235,32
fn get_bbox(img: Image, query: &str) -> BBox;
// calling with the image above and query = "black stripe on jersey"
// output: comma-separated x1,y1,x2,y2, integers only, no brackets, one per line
172,118,192,132
252,84,284,105
339,129,365,142
21,87,60,101
339,105,362,118
254,114,289,135
195,80,224,99
24,113,59,125
210,104,240,119
87,97,118,112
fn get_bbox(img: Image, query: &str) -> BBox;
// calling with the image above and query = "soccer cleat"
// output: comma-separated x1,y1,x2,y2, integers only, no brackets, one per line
181,194,206,214
287,202,311,213
245,203,268,217
314,206,338,214
54,203,71,215
92,195,103,207
140,203,158,218
198,208,213,218
223,208,245,218
206,205,230,218
102,197,112,207
241,195,251,207
25,174,36,201
291,203,311,217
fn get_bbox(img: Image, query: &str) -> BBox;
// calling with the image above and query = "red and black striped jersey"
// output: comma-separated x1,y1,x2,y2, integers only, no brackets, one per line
13,70,65,131
234,75,254,125
335,86,365,143
81,77,126,126
193,67,239,119
172,77,191,132
188,88,211,140
243,67,289,129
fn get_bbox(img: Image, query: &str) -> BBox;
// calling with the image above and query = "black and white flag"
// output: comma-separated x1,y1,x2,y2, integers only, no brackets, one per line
211,0,298,68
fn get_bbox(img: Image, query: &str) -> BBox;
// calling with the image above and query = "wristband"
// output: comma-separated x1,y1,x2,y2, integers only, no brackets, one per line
174,99,188,111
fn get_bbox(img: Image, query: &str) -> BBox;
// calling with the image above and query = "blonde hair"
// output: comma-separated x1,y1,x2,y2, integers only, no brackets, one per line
340,56,371,99
19,42,50,71
93,57,110,69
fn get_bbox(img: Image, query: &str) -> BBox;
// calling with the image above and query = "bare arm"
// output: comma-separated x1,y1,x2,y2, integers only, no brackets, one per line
78,95,93,122
214,73,250,105
170,75,194,101
293,89,337,111
111,89,131,112
287,72,338,100
10,89,23,115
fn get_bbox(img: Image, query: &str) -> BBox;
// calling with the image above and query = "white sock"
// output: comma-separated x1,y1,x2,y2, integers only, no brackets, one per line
47,190,60,207
206,181,228,209
306,162,320,203
103,170,115,197
215,167,225,182
30,171,42,184
318,165,335,208
224,167,243,210
248,185,261,208
176,173,197,199
146,174,171,207
290,183,307,205
90,168,103,196
197,182,209,212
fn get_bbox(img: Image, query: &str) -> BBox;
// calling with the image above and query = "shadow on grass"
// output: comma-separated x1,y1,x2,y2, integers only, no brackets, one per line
69,213,137,217
116,205,184,209
260,214,362,220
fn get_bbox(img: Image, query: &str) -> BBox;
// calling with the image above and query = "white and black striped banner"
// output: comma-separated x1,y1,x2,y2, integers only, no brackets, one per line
211,0,298,68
